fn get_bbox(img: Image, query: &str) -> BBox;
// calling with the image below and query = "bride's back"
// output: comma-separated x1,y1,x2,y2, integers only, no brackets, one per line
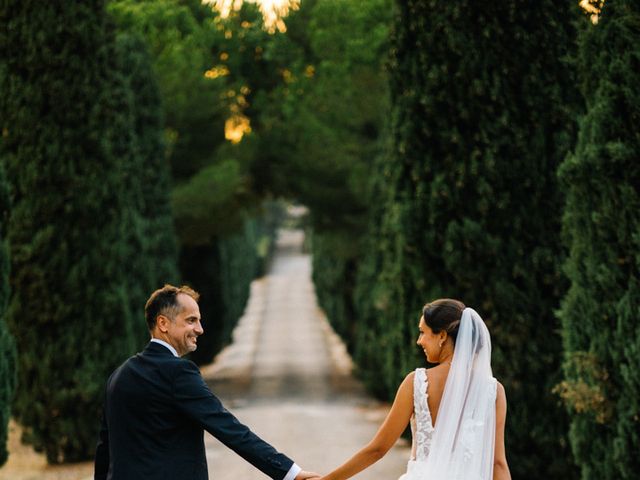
424,363,449,427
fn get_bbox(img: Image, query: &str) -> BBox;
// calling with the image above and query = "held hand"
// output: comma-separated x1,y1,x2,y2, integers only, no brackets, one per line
295,470,321,480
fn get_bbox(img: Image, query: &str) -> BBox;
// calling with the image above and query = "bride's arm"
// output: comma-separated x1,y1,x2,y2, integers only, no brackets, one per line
493,382,511,480
320,372,415,480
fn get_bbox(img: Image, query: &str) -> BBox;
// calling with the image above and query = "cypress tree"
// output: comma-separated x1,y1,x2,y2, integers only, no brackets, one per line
179,242,224,364
114,32,180,339
122,33,179,291
0,1,141,462
107,34,151,349
311,231,360,350
183,219,263,365
354,1,579,477
557,2,640,479
0,160,15,466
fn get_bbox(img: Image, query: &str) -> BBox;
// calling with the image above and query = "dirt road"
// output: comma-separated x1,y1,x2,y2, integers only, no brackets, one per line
201,229,409,479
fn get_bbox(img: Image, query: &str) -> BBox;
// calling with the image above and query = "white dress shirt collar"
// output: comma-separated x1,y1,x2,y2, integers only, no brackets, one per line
150,338,179,357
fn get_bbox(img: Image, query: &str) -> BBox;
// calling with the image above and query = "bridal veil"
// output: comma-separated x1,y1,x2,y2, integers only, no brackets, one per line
424,307,497,480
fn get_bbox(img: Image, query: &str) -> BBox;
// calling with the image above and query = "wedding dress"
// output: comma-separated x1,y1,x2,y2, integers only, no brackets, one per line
399,308,497,480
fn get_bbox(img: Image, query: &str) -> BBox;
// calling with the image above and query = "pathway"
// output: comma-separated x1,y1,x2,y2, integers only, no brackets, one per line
200,229,410,479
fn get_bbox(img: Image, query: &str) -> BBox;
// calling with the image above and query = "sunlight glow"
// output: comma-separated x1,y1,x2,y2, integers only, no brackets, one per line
203,0,300,143
224,88,252,143
204,0,300,33
225,114,251,143
579,0,605,24
304,65,315,78
204,65,230,79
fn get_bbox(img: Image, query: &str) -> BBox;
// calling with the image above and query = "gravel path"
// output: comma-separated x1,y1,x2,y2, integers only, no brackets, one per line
200,229,409,479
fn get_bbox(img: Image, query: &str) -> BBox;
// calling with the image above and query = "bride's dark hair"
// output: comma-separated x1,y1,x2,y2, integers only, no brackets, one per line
422,299,466,344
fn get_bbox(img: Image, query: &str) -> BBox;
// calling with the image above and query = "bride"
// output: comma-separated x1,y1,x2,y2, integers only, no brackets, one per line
318,299,511,480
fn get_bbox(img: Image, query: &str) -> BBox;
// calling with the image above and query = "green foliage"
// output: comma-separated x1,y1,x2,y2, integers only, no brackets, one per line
106,37,154,350
108,1,261,242
109,1,273,240
0,160,15,466
117,32,180,283
257,0,391,221
114,32,180,340
0,1,178,462
311,230,360,350
108,0,227,179
246,0,392,352
218,219,264,339
109,0,270,366
557,2,640,478
172,158,247,245
352,1,580,478
0,0,137,462
184,213,280,365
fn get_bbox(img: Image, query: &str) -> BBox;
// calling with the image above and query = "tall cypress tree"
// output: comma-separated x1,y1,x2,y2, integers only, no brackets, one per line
354,1,579,477
120,33,179,290
106,33,151,350
115,32,180,342
0,1,140,462
557,2,640,479
0,160,15,466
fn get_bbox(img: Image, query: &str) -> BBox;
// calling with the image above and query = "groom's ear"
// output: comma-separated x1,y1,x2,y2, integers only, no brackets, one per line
156,315,171,333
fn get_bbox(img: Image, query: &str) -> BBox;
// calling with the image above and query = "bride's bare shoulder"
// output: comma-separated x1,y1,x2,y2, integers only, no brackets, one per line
392,371,417,402
396,370,416,390
398,369,424,392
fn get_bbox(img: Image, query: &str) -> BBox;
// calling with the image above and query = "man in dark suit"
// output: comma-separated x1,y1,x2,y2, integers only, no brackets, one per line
94,284,317,480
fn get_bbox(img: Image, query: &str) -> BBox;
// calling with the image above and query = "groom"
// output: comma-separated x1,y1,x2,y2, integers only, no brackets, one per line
94,284,317,480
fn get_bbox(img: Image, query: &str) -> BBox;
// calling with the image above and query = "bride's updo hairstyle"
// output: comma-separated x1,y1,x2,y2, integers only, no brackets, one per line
422,299,466,345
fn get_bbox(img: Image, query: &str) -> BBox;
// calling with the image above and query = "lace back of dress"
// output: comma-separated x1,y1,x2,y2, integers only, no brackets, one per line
413,368,434,462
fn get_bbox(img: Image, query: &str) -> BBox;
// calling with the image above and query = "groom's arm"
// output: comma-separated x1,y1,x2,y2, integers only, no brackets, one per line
173,360,299,480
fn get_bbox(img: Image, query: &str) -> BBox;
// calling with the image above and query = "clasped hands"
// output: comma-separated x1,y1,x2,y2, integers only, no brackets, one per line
296,470,325,480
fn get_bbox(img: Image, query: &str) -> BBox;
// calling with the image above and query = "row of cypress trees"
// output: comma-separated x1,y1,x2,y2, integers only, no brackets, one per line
312,1,638,479
0,1,179,463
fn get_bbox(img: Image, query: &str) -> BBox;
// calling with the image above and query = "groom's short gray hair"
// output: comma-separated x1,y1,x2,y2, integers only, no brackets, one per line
144,284,200,331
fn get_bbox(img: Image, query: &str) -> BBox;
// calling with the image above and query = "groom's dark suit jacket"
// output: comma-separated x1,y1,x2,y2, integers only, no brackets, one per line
94,341,294,480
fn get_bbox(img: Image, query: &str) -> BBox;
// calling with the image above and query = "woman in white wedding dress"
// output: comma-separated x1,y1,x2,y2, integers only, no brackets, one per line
319,299,511,480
